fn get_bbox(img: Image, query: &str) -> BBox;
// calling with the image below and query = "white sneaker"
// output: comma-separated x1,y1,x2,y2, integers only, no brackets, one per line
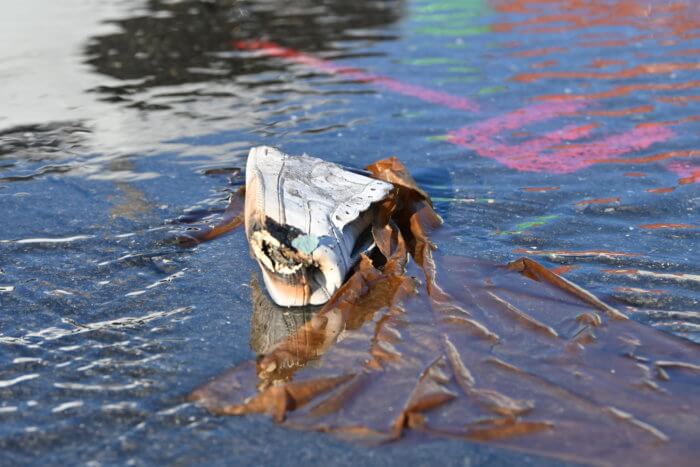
244,146,393,306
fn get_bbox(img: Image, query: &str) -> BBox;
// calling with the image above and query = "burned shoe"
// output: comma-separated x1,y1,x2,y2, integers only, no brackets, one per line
244,146,393,306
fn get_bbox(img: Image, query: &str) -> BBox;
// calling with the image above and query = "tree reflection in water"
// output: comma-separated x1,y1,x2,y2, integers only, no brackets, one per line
85,0,404,98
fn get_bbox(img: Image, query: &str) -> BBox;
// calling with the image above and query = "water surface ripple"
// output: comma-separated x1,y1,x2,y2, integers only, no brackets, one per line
0,0,698,465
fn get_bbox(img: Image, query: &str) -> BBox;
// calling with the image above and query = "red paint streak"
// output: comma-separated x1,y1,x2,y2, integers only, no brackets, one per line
550,265,578,275
654,115,700,126
640,223,698,230
680,172,700,184
657,95,700,106
579,39,635,48
232,40,480,112
667,161,700,184
624,172,646,177
670,48,700,56
600,149,695,165
676,115,700,125
492,1,700,39
583,105,654,117
646,187,676,194
512,46,565,58
578,32,627,41
588,58,626,69
575,197,620,205
531,60,559,69
513,63,700,83
522,186,560,192
536,81,700,102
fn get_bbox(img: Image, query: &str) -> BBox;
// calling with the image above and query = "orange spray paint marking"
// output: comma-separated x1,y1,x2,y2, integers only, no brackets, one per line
512,62,700,83
599,149,695,165
575,197,620,205
583,105,654,117
670,48,700,56
512,46,565,58
656,95,700,106
522,186,560,192
646,187,675,194
639,224,698,230
536,81,700,102
531,60,559,69
550,265,578,275
588,58,626,69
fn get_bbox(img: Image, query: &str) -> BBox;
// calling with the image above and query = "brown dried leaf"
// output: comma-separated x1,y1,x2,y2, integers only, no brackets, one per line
176,186,245,245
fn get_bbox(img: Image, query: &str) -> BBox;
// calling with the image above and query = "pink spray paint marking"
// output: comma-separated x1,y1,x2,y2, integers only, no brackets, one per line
448,104,675,173
233,40,675,175
233,40,480,112
667,161,700,184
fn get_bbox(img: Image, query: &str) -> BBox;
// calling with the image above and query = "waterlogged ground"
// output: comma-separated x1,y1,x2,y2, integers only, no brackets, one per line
1,0,698,465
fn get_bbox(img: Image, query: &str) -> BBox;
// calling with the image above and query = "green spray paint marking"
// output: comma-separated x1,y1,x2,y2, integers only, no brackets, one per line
448,66,479,73
427,134,450,142
497,215,559,236
439,76,480,84
478,85,508,95
404,57,456,66
416,25,489,36
399,111,424,119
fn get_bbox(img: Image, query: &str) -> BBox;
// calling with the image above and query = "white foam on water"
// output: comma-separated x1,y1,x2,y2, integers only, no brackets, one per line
13,235,94,244
51,401,84,413
0,374,39,388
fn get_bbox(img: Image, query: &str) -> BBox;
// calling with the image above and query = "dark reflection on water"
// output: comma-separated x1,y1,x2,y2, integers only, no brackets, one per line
249,275,319,356
86,0,403,100
0,0,699,465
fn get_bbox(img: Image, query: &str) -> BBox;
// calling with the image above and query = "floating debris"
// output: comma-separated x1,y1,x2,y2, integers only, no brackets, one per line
244,146,393,306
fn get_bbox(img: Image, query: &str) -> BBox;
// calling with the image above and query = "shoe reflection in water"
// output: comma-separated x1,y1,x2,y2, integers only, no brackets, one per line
249,274,320,358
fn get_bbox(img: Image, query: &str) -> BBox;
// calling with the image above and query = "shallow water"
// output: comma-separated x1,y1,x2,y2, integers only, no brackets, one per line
0,0,698,465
